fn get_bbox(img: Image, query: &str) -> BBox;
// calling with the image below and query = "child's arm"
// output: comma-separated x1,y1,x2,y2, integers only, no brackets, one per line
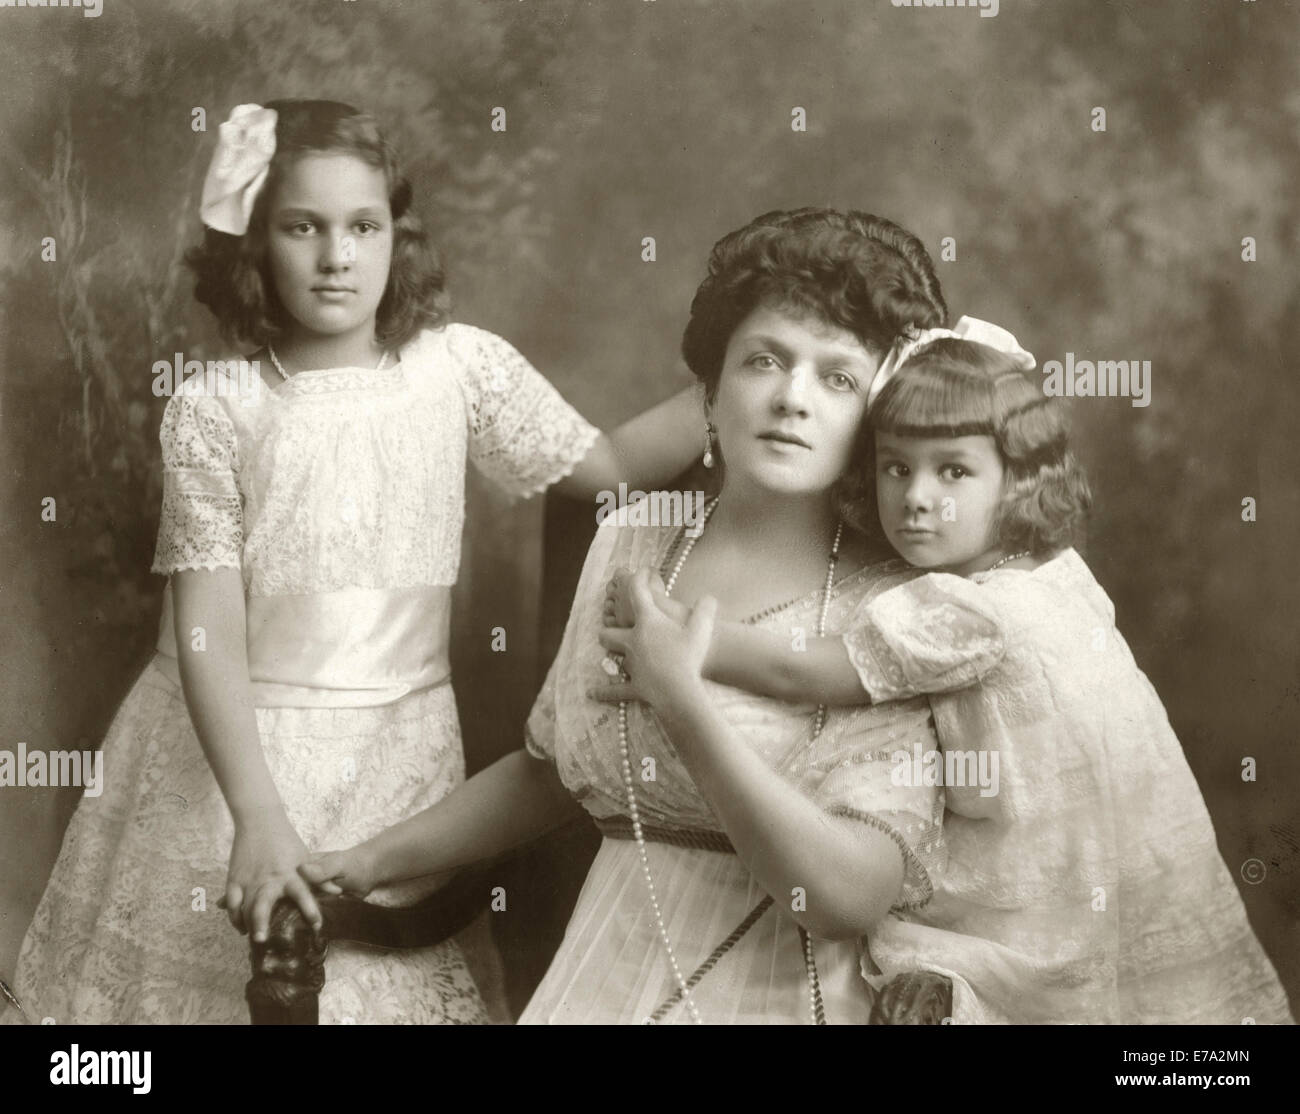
171,568,322,941
301,749,583,897
600,568,871,707
705,624,871,707
554,385,704,497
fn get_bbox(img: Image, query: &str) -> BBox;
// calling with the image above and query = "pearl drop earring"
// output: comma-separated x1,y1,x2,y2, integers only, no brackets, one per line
702,421,716,469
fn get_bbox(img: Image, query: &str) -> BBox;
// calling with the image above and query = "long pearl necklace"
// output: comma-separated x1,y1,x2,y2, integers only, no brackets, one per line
617,496,843,1024
266,343,389,381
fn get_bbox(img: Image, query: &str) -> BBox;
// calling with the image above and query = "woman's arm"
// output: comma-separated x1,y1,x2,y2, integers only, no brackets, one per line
554,385,704,498
301,749,583,896
655,676,903,940
171,568,323,939
608,573,905,939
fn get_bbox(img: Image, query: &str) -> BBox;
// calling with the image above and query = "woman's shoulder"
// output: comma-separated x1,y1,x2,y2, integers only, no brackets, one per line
592,498,690,565
832,554,924,608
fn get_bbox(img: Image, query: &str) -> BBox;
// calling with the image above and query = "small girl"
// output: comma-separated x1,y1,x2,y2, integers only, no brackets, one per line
5,99,699,1025
599,319,1293,1023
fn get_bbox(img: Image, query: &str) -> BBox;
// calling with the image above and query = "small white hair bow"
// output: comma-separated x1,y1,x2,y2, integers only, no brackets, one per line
867,315,1036,405
199,104,279,235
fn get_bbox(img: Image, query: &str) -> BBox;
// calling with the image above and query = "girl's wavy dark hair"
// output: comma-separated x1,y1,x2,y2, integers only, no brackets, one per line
840,338,1092,555
680,208,948,404
184,99,449,350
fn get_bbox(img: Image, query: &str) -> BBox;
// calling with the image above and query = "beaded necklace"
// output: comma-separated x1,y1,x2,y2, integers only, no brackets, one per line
983,549,1030,573
266,343,390,380
617,496,842,1024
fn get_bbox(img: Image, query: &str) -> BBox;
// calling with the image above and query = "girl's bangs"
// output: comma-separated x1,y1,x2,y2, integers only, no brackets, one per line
869,361,996,440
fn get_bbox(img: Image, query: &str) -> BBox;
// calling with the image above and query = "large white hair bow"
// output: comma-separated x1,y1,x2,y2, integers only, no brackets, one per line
867,315,1036,406
199,104,279,235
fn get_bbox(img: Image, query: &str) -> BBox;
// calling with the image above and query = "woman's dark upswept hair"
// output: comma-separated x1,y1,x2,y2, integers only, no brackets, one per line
184,99,449,350
844,338,1092,554
680,207,948,403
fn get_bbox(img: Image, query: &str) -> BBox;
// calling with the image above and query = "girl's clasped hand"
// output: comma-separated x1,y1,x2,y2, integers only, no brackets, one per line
594,568,712,711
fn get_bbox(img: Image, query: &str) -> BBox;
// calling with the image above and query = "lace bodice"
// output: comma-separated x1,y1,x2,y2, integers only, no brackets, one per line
149,324,600,597
525,513,946,910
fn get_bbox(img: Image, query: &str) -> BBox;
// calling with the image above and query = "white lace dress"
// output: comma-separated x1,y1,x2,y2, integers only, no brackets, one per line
6,324,598,1025
845,551,1294,1024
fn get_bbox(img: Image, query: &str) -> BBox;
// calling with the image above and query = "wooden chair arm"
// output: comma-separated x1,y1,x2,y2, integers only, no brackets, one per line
245,865,496,1024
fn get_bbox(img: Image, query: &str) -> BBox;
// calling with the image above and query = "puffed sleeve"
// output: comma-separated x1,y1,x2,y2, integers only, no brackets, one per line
800,699,947,910
843,572,1006,702
446,323,600,499
149,391,244,574
525,514,626,765
524,656,560,763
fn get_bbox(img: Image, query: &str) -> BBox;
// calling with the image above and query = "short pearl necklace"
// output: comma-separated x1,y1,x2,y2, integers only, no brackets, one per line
983,549,1031,573
266,343,389,381
617,496,843,1024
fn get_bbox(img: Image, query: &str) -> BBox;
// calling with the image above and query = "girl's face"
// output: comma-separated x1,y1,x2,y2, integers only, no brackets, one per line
874,432,1006,575
266,153,393,343
711,302,877,499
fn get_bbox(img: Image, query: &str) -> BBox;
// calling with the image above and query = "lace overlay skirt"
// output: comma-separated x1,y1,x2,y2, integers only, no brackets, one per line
7,657,487,1025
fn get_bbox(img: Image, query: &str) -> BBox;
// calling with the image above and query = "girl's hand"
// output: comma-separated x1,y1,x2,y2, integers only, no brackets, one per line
221,816,322,943
298,846,379,899
593,567,717,710
603,567,688,628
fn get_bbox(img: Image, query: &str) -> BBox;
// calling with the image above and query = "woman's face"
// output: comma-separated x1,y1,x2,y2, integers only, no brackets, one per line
710,302,879,498
266,153,393,342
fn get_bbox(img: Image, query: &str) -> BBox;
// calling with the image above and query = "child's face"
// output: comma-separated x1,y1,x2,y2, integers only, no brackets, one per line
711,302,877,499
874,432,1005,575
266,153,394,344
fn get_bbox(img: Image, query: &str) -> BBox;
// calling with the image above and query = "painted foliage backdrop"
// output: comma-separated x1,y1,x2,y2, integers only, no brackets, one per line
1,0,1297,1013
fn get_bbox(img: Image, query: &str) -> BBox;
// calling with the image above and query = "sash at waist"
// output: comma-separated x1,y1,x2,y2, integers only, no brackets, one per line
155,581,451,708
594,815,735,854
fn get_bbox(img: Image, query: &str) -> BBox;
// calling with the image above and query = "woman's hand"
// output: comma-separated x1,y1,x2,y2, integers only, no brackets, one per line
593,567,717,710
298,845,380,899
221,814,322,943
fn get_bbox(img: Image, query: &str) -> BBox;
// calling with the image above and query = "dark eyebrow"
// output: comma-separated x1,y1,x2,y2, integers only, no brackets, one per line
273,206,388,219
741,334,795,357
741,334,871,366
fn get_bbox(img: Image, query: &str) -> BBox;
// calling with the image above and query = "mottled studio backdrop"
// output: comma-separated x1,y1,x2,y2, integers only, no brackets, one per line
1,0,1297,1015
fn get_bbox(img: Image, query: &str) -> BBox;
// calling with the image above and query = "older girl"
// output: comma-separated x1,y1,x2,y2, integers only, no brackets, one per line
5,99,700,1025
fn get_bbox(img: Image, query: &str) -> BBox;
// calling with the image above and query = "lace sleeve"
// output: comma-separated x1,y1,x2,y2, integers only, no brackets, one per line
446,324,600,500
842,572,1006,701
523,656,560,763
150,391,244,575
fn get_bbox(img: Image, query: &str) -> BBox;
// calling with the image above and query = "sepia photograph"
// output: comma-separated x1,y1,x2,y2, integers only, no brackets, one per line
0,0,1295,1087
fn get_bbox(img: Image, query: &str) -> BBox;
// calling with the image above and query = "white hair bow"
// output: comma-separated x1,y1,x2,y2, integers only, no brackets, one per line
867,315,1036,406
199,104,279,235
